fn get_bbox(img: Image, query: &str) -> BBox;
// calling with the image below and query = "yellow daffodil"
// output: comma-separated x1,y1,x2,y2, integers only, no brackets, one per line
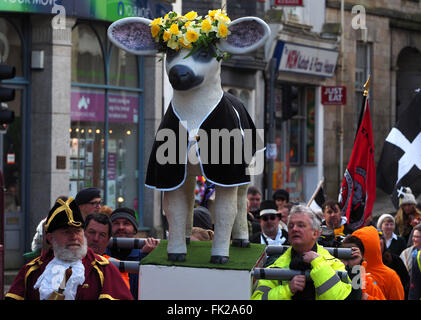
151,24,160,38
184,11,198,20
217,23,229,38
215,12,231,24
150,9,231,60
162,30,171,42
169,23,180,36
186,29,199,43
208,9,217,21
201,18,212,33
179,37,192,49
150,17,162,25
167,38,179,50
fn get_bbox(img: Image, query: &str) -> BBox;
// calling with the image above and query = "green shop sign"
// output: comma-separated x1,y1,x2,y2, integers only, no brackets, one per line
0,0,171,21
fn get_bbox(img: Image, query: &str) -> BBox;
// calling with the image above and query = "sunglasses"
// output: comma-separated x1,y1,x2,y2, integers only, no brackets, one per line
89,200,102,206
262,215,278,222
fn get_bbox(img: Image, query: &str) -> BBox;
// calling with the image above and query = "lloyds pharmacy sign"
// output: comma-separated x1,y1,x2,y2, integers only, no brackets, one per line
0,0,170,22
273,41,339,78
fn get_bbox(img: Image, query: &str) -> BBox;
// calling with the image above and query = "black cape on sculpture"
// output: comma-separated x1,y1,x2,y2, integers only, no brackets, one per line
145,91,263,191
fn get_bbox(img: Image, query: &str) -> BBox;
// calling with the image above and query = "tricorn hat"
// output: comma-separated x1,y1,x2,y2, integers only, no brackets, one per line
45,197,84,233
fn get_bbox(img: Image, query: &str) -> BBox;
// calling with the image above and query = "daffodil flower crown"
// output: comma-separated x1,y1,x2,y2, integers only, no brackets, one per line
150,9,231,61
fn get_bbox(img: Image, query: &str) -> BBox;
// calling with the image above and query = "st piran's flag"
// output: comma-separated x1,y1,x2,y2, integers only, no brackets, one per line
338,96,376,230
309,186,326,213
377,91,421,209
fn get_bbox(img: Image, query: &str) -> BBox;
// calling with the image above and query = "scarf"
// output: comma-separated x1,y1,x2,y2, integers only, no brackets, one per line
289,244,317,300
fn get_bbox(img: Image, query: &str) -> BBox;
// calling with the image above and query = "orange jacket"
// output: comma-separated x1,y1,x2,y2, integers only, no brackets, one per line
353,226,404,300
103,254,131,290
364,272,386,300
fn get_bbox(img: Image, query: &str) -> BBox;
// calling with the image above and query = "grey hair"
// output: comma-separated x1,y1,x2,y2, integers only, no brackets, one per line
288,204,321,231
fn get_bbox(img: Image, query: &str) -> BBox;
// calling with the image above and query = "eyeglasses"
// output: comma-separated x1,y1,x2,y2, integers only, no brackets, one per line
262,215,278,222
88,200,102,207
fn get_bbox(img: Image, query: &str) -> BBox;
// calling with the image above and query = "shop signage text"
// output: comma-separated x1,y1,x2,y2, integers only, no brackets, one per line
321,86,347,105
275,41,339,78
71,90,139,124
274,0,303,6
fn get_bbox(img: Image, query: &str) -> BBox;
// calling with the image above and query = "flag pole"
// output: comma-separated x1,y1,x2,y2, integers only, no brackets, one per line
306,177,325,207
355,75,370,139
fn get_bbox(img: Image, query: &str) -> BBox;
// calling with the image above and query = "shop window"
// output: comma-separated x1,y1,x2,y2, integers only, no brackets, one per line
272,86,315,200
106,90,139,209
0,18,23,76
0,18,24,213
109,46,139,88
72,24,105,84
69,88,105,198
71,21,143,214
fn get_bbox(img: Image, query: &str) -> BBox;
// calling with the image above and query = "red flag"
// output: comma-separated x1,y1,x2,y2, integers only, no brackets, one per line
338,98,376,230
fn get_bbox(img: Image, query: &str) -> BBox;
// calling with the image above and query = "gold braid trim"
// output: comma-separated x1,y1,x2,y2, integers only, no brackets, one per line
98,294,119,300
44,197,82,230
5,292,24,300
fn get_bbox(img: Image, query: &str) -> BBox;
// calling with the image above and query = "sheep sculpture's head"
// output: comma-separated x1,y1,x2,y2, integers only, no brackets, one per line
108,9,270,92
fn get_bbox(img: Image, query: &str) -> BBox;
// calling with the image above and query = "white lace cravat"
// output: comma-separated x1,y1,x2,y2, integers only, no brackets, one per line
34,257,85,300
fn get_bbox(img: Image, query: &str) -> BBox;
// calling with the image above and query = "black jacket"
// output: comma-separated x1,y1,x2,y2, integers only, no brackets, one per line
145,92,262,190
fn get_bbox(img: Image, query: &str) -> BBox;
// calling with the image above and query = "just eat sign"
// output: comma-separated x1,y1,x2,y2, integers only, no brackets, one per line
275,0,303,5
321,86,347,105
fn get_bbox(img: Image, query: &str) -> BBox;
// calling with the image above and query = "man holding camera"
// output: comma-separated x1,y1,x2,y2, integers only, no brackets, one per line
252,205,353,300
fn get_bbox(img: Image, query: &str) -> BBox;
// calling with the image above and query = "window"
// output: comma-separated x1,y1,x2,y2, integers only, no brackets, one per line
72,24,105,84
355,42,372,124
71,22,144,217
0,18,25,214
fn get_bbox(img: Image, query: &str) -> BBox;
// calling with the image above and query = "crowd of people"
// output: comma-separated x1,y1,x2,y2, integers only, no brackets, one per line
4,184,421,300
250,185,421,300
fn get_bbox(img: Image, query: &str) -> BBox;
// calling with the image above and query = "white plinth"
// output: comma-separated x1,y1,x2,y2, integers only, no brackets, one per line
139,264,254,300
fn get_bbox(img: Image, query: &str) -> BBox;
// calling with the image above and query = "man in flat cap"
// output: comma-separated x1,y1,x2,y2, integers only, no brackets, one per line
6,198,133,300
75,187,102,220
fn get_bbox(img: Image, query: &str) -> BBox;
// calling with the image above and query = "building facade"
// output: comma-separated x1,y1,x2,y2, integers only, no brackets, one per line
0,0,171,269
325,0,421,210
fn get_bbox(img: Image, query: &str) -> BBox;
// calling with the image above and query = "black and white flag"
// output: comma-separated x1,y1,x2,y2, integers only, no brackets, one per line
309,186,326,213
307,178,326,213
377,91,421,208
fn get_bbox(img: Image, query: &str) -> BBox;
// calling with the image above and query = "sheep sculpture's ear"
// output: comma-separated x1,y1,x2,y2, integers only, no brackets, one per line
107,17,158,56
218,17,271,54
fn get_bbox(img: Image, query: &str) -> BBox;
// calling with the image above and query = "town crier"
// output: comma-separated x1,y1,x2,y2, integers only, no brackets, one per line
5,198,133,300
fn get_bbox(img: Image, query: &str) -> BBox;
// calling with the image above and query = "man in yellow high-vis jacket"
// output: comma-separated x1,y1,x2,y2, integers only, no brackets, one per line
251,205,353,300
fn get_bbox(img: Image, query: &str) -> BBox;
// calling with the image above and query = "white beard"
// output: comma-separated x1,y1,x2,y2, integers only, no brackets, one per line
52,236,88,262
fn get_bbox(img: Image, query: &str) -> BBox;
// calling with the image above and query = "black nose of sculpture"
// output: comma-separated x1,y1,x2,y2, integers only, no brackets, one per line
168,65,203,91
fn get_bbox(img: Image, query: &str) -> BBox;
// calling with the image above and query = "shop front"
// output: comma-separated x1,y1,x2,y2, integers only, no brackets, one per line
0,0,171,269
269,37,339,202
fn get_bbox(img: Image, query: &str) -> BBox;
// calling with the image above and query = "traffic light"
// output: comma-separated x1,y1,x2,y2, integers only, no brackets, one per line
282,85,299,120
0,64,16,127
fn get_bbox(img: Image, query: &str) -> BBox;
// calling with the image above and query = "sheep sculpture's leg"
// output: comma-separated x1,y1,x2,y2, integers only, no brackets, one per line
163,176,196,262
231,184,250,248
210,185,238,264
